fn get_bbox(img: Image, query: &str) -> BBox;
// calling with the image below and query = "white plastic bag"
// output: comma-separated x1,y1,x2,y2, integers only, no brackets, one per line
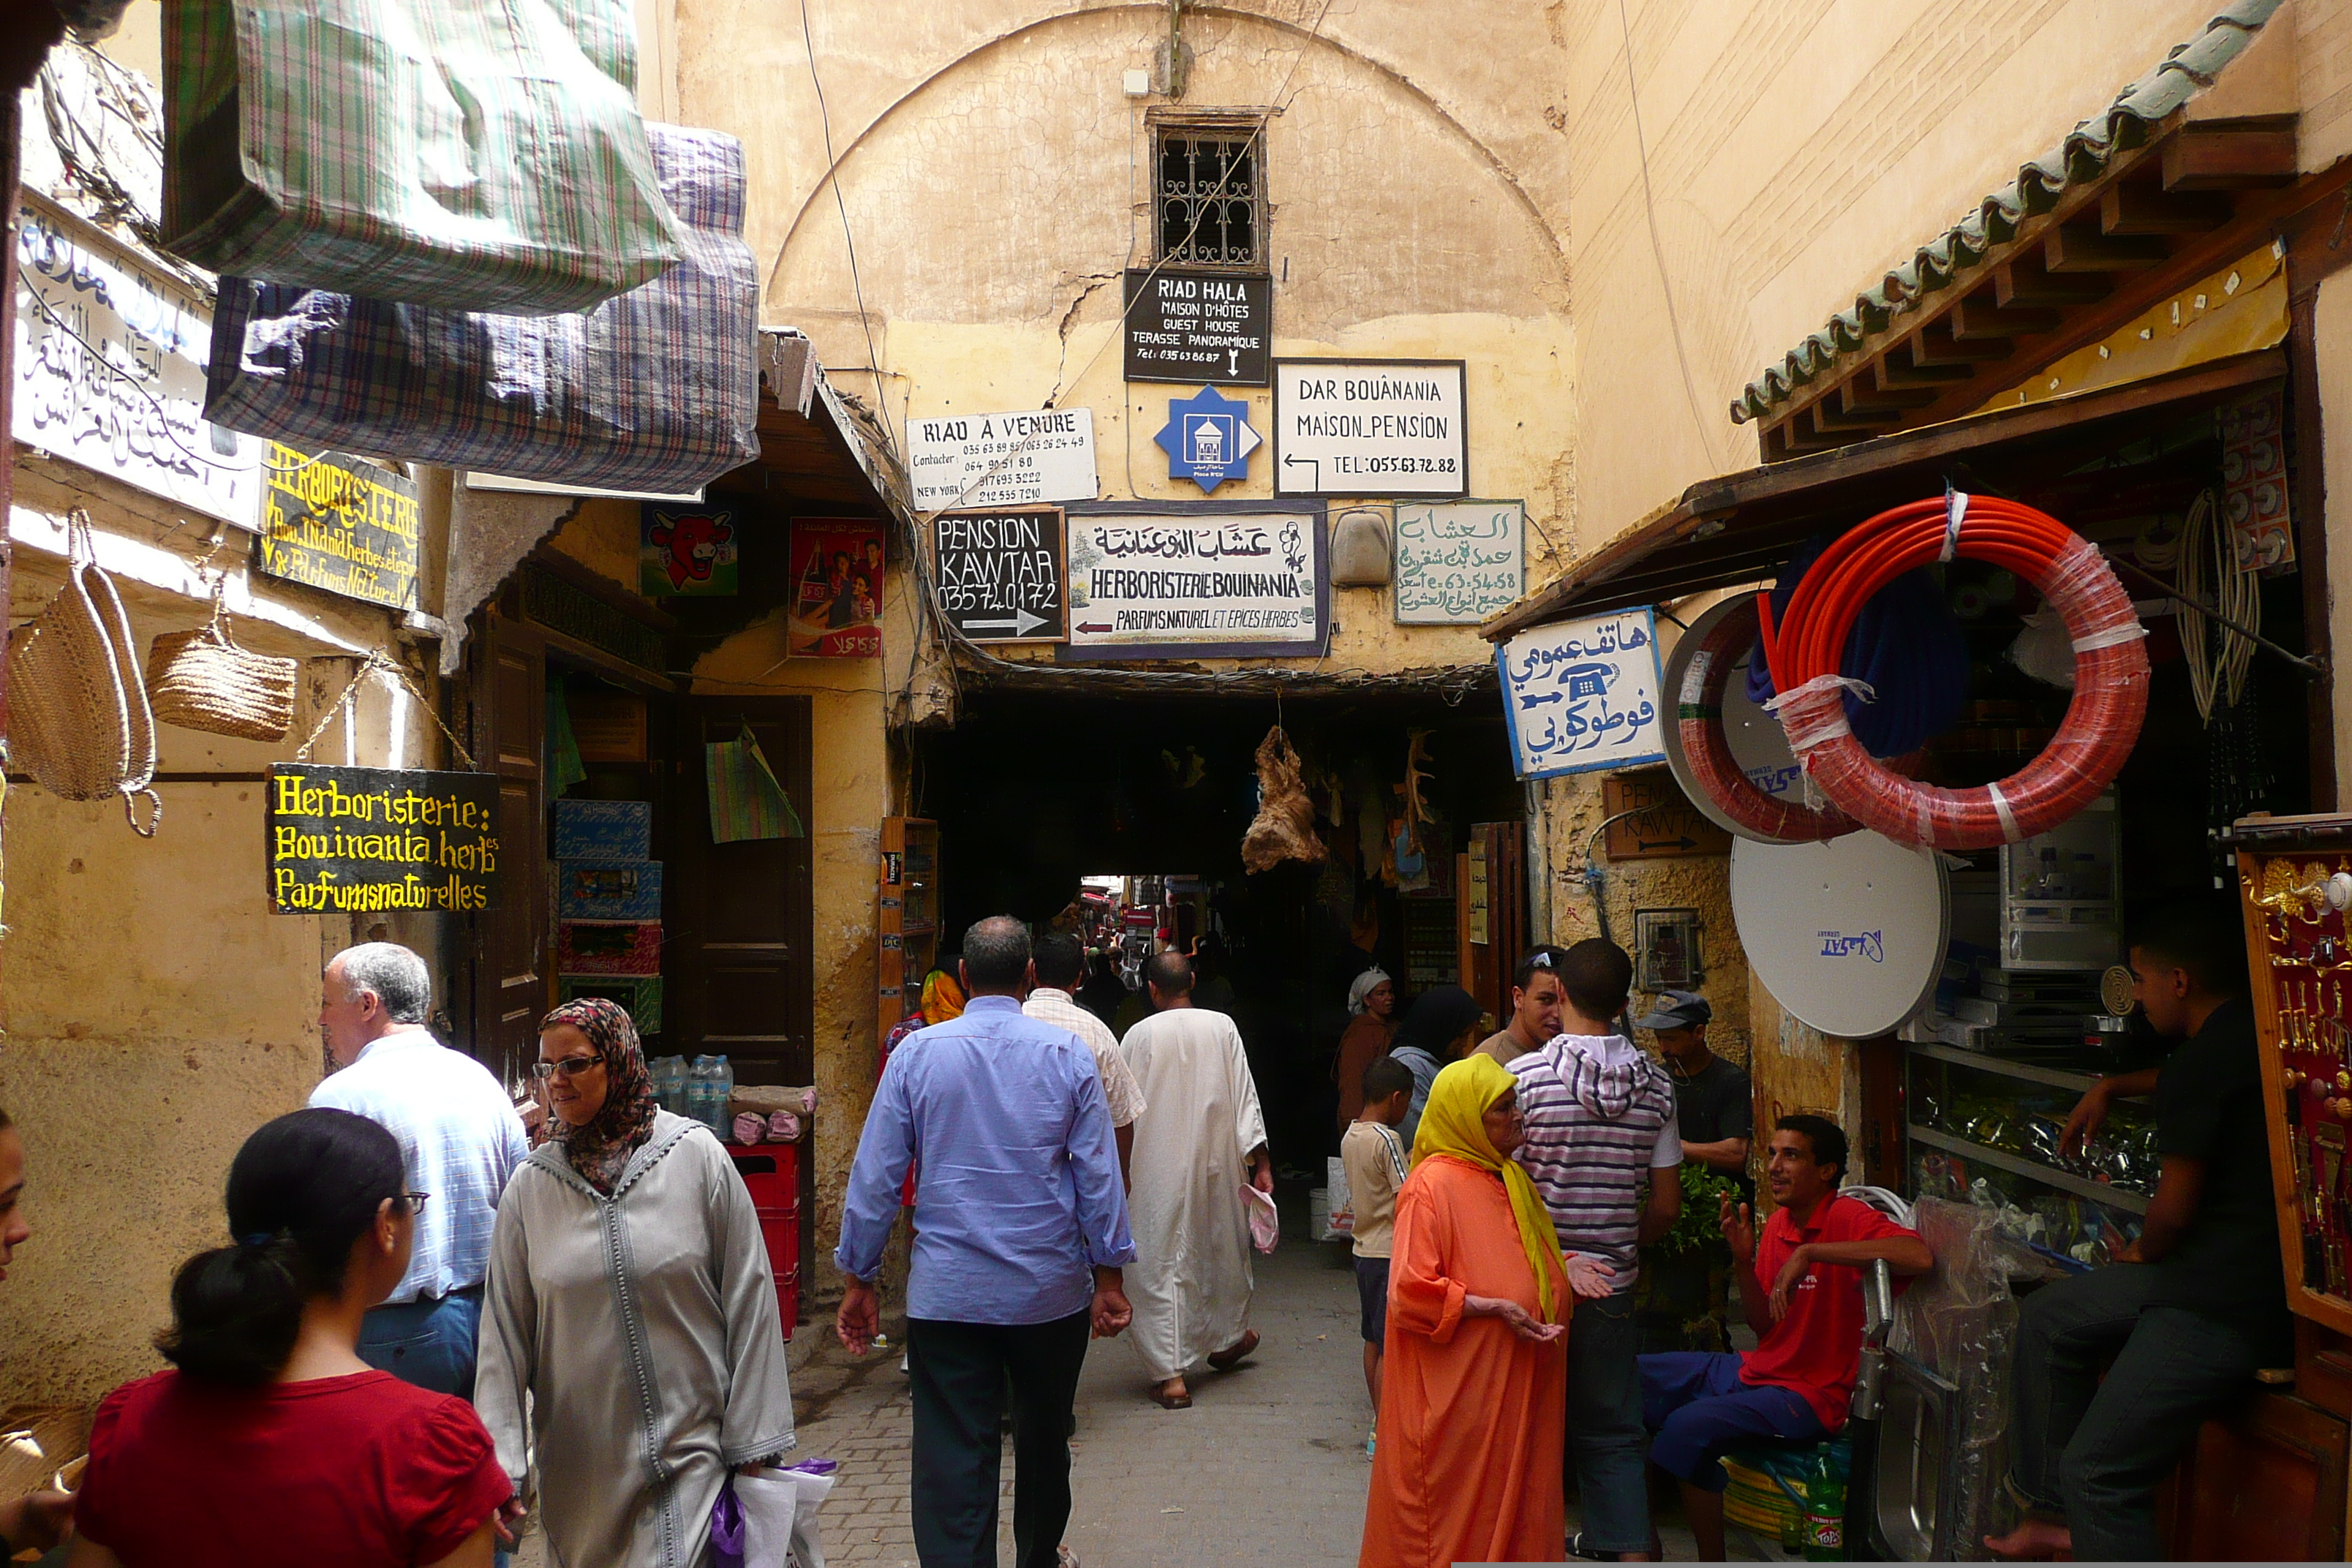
734,1470,798,1568
1325,1155,1354,1238
1242,1183,1279,1254
785,1463,836,1568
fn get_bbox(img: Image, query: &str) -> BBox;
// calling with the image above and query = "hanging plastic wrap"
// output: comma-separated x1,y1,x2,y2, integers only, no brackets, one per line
1674,593,1861,843
1762,496,2148,851
203,124,758,497
1890,1197,2059,1561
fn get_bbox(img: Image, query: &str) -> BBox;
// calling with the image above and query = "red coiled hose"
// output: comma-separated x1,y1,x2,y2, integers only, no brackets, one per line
1675,594,1861,843
1758,495,2149,851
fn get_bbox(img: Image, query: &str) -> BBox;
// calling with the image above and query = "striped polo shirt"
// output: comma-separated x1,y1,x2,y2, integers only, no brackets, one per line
1510,1032,1682,1294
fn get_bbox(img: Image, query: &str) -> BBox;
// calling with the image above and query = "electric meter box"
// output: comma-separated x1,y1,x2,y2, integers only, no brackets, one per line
1997,792,2121,971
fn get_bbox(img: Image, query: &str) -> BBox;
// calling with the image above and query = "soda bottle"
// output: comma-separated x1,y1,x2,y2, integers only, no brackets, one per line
1803,1445,1847,1561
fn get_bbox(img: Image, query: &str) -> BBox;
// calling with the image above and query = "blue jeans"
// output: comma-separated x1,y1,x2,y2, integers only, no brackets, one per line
357,1288,483,1397
1640,1351,1827,1491
1567,1292,1650,1553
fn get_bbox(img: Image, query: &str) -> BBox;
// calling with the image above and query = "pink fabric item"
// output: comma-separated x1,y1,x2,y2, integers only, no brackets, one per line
767,1111,801,1142
731,1112,766,1145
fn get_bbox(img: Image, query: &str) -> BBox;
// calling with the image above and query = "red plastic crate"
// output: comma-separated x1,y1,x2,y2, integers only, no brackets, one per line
726,1145,800,1340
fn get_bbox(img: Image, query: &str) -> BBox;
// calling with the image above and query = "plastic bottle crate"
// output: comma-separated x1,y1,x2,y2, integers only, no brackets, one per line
725,1145,801,1340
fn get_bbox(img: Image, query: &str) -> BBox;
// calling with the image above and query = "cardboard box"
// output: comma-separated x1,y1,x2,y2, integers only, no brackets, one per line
559,973,664,1034
557,921,662,976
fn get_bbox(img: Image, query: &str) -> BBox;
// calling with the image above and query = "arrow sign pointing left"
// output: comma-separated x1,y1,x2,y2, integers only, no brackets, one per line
965,607,1052,638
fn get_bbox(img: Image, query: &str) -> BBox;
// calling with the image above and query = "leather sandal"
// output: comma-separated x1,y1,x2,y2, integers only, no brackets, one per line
1206,1330,1259,1371
1150,1379,1191,1409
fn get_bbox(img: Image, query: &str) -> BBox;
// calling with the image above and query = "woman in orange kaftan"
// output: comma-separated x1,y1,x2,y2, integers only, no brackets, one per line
1360,1054,1602,1568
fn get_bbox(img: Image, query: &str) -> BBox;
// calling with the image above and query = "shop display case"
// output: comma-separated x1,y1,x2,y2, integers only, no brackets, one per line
878,817,940,1055
1997,791,2121,971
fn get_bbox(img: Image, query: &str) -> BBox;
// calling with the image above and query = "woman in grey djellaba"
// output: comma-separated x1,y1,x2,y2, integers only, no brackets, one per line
476,998,794,1566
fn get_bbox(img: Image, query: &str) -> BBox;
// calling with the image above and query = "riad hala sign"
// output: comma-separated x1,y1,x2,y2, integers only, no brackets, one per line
1497,609,1666,779
268,764,500,913
257,445,421,610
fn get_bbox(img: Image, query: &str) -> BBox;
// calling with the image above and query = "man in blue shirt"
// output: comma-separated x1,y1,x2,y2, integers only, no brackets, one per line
837,915,1136,1568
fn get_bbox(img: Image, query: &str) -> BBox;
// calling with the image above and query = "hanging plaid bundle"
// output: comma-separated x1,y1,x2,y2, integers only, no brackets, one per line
161,0,679,313
706,727,805,845
203,123,758,496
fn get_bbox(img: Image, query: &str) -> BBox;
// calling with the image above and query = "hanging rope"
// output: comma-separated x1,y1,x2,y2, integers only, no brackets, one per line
292,650,478,769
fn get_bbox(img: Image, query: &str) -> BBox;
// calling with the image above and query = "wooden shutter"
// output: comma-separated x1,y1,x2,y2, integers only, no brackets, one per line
465,611,549,1084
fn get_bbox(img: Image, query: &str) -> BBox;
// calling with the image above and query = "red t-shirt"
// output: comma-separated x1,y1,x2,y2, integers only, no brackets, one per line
75,1369,511,1567
1738,1193,1917,1431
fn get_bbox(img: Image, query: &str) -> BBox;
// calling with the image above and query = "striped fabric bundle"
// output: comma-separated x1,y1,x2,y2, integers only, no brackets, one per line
706,727,805,845
163,0,679,314
203,124,760,497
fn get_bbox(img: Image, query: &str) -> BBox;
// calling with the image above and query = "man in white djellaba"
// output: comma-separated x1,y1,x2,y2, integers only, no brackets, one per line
1118,949,1273,1409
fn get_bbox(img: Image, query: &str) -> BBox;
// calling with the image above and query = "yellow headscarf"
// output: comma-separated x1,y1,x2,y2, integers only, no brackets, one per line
1411,1054,1568,1322
921,970,967,1025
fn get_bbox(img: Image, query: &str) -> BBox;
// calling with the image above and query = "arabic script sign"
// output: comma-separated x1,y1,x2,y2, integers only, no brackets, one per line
12,197,265,527
1497,608,1667,779
1064,507,1326,660
1393,500,1524,625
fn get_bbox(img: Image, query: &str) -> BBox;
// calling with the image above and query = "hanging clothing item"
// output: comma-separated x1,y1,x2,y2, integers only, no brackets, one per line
705,725,805,843
203,123,758,497
162,0,679,312
476,1112,795,1568
1359,1153,1569,1568
1119,1006,1269,1382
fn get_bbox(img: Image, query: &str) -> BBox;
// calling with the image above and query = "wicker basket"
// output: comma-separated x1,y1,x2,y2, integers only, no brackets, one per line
146,607,296,743
8,511,160,832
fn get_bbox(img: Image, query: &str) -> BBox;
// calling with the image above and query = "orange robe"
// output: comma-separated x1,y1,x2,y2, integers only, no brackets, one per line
1360,1153,1568,1568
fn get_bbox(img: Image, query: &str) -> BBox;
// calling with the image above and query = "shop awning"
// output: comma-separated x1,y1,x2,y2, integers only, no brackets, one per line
1480,346,2283,639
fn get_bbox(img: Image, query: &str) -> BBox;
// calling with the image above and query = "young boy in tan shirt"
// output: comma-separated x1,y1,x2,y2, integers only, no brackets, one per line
1341,1055,1415,1455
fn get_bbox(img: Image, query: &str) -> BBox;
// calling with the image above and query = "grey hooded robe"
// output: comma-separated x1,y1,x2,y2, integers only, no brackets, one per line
476,1111,795,1567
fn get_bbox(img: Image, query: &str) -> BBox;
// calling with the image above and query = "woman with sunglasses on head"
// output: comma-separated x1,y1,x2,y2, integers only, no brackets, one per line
69,1109,510,1567
475,999,795,1567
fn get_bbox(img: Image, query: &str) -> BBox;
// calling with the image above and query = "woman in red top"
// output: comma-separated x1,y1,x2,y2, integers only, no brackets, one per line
69,1109,511,1568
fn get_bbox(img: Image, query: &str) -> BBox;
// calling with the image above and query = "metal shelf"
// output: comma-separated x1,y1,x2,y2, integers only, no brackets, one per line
1907,1041,2106,1095
1907,1123,2150,1214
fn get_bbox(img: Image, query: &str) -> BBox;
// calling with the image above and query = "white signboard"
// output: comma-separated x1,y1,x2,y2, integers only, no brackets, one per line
909,407,1098,511
12,199,265,528
1066,508,1326,659
1394,500,1525,624
1273,359,1466,498
1497,608,1667,779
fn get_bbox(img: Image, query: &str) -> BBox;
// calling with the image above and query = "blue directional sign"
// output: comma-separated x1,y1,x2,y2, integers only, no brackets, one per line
1153,385,1261,494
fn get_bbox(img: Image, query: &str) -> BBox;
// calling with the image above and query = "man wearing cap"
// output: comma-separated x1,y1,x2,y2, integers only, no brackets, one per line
1635,990,1752,1356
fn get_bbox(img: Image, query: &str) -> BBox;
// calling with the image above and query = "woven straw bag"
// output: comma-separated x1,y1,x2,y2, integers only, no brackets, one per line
7,511,160,834
146,585,295,743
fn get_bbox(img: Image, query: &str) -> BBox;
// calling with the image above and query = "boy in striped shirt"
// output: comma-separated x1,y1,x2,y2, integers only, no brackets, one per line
1509,938,1678,1559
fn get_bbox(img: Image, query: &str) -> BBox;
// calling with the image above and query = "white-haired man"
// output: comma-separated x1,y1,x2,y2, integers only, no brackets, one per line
309,942,527,1398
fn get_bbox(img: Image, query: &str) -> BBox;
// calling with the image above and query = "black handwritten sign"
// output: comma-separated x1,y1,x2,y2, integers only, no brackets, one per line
1123,268,1272,385
257,446,421,611
932,507,1066,642
268,764,500,914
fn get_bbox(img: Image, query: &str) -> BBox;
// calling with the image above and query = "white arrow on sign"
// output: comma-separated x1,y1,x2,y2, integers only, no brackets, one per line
1227,348,1240,377
965,607,1052,637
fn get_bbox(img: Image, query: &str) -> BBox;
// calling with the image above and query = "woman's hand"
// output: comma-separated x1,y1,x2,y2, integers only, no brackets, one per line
0,1490,74,1553
1768,1243,1812,1322
1463,1293,1567,1343
1562,1252,1616,1301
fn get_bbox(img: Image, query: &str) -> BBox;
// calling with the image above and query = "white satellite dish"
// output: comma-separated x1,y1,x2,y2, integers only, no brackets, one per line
1731,831,1950,1039
1661,596,1807,842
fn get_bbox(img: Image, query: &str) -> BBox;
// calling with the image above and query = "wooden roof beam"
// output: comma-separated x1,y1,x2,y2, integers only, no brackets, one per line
2163,116,2297,192
2044,222,2171,274
1995,257,2111,308
2100,180,2234,235
1910,316,2013,365
1876,341,1978,386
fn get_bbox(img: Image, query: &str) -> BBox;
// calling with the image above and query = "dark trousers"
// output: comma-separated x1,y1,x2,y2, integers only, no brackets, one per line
2009,1264,2260,1561
908,1310,1090,1568
1565,1291,1651,1553
356,1287,482,1398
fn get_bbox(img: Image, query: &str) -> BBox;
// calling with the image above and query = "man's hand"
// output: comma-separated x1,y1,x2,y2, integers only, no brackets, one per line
1719,1196,1755,1264
1563,1252,1616,1301
2059,1082,2112,1162
1768,1242,1813,1322
492,1496,529,1548
1090,1268,1133,1338
1249,1147,1273,1194
0,1490,73,1553
2112,1239,2144,1264
837,1275,882,1355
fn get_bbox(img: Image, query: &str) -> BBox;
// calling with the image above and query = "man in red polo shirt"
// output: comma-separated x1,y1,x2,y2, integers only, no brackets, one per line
1639,1115,1934,1559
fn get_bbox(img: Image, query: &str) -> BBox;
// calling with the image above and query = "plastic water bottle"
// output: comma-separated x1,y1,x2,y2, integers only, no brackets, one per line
708,1054,734,1131
652,1056,682,1115
684,1055,713,1128
1803,1447,1847,1560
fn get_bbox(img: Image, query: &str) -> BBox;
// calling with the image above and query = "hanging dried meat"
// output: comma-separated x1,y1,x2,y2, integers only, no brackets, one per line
1241,726,1327,873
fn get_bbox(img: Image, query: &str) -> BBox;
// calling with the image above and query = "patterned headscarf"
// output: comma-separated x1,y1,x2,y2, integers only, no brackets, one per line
1413,1055,1568,1322
541,998,657,1196
920,970,966,1025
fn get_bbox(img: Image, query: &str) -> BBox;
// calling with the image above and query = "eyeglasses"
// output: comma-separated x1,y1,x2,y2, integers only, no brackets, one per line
532,1055,604,1081
402,1191,432,1215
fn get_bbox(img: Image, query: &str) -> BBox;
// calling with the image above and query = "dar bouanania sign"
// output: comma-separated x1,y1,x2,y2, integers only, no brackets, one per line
1273,360,1466,498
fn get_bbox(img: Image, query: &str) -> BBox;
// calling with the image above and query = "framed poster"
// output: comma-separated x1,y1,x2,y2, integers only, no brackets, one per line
1496,608,1666,779
1393,500,1526,625
1272,359,1467,498
788,519,885,657
641,502,739,597
1060,500,1327,661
